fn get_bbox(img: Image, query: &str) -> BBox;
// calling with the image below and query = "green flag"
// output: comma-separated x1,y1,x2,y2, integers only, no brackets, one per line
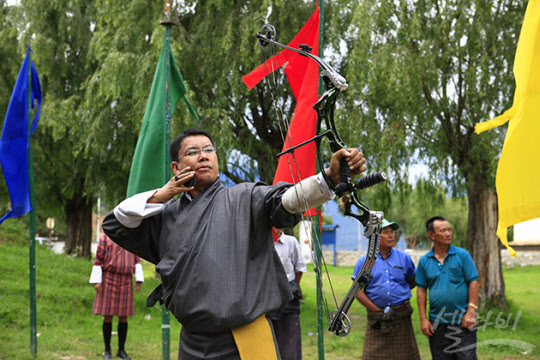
127,33,198,197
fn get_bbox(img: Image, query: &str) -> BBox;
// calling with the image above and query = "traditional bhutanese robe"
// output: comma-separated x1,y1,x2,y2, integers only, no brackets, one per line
103,178,301,330
91,234,141,317
103,174,342,360
363,301,420,360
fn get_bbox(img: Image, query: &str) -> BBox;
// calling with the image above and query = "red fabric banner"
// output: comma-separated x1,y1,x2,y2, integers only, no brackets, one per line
242,7,320,218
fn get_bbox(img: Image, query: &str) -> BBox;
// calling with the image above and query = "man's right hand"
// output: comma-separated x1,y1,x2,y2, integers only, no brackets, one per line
148,167,195,203
94,283,102,293
420,318,434,336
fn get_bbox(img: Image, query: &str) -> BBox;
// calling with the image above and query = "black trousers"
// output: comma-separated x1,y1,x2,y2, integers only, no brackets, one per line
429,324,477,360
271,313,301,360
178,327,240,360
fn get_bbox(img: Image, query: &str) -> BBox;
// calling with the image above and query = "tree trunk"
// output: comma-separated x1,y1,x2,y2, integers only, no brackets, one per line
467,178,507,310
64,189,93,259
406,235,418,250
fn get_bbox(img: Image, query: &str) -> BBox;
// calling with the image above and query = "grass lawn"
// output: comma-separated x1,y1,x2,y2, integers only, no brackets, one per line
1,243,539,359
300,264,540,360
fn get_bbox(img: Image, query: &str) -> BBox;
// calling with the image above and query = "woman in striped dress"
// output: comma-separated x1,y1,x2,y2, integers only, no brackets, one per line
90,234,144,359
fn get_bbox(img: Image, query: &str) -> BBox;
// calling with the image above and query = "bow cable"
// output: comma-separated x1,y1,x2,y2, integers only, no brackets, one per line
257,27,342,323
251,24,388,337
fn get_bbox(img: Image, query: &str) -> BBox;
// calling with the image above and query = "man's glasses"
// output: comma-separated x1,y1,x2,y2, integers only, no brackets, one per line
183,146,216,158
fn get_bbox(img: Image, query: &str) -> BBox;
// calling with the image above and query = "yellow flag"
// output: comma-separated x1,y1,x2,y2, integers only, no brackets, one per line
475,0,540,257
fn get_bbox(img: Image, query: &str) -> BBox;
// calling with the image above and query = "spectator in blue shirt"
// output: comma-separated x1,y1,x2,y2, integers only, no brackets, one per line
416,216,479,360
352,219,420,360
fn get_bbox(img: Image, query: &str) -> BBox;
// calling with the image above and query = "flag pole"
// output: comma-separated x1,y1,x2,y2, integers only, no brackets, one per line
27,39,38,356
160,4,175,359
315,0,325,358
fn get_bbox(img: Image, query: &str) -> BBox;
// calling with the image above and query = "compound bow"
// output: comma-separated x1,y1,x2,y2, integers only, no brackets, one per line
256,24,387,336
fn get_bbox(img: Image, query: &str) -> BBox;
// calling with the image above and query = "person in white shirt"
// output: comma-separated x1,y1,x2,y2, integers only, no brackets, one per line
270,228,307,360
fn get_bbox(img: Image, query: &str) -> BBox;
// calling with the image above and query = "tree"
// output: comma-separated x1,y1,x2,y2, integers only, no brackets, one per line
334,0,527,309
18,0,99,257
15,0,312,256
19,0,168,257
174,0,320,184
0,1,24,212
13,0,307,257
388,180,469,250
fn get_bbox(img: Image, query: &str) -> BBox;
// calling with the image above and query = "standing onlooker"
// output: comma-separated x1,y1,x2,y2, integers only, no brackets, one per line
270,228,307,360
90,234,144,360
352,219,420,360
416,216,479,360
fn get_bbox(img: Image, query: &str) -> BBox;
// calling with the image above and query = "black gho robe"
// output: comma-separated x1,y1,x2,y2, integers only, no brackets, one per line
103,178,301,355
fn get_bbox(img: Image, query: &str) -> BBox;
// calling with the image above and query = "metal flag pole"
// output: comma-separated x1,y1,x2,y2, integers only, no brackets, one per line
27,39,38,356
160,3,176,359
316,0,325,358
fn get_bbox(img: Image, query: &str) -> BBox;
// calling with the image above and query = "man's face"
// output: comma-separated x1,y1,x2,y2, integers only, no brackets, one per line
429,220,453,246
379,226,395,250
172,135,219,190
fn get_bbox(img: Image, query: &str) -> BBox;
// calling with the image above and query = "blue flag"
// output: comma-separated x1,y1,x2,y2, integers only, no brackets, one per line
0,46,42,225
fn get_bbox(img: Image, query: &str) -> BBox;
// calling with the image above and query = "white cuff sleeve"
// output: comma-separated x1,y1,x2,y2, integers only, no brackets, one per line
134,263,144,283
282,173,335,214
89,265,102,284
113,190,165,228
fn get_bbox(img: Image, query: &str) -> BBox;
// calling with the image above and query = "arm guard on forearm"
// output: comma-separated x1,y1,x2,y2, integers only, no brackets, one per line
282,173,335,214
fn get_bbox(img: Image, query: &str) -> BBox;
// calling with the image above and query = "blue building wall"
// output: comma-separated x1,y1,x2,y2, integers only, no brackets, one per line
322,201,362,251
322,200,407,251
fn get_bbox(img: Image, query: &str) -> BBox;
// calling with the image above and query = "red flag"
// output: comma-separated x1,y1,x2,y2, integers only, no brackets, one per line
242,6,320,194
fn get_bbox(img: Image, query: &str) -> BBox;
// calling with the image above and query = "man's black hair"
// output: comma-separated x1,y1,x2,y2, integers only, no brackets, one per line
426,216,446,234
169,128,215,162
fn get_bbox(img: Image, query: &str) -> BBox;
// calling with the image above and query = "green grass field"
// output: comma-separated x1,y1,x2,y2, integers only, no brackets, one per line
1,243,538,359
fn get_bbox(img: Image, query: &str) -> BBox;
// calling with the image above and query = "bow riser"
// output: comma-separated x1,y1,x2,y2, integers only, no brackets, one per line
328,214,383,336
